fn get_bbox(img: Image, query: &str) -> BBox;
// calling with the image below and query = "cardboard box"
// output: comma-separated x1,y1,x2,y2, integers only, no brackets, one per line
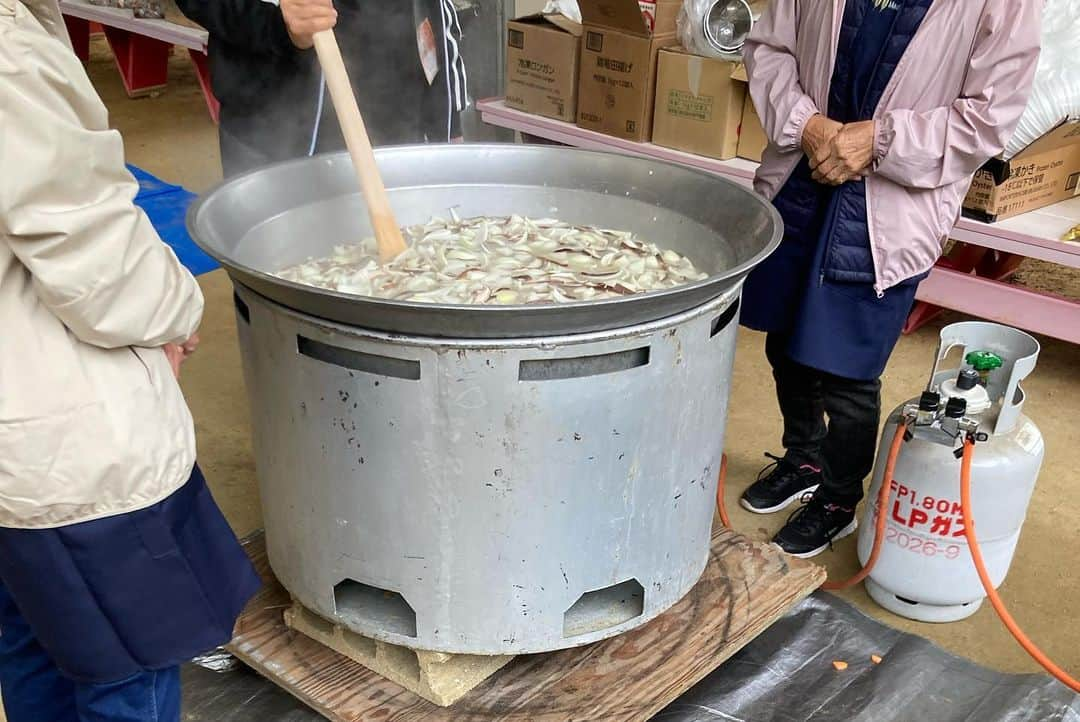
963,120,1080,222
738,98,768,161
576,0,681,141
651,48,746,160
505,13,583,123
735,65,768,162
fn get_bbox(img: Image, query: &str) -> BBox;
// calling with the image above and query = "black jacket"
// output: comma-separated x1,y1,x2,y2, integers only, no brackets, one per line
176,0,464,176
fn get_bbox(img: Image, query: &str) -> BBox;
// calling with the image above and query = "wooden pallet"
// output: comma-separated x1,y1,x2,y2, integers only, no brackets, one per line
284,600,515,707
228,529,824,721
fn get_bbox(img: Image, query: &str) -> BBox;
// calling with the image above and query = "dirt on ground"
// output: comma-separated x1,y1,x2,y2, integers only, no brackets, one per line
1014,258,1080,299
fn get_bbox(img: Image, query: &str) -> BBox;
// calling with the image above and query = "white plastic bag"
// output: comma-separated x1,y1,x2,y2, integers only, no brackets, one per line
542,0,581,23
1003,0,1080,159
678,0,722,57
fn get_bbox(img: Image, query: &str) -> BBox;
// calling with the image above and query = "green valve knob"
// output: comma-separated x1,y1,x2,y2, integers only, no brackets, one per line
965,351,1003,371
965,350,1003,385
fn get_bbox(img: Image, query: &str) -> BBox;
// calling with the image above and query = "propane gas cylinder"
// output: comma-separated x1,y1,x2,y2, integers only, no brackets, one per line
856,322,1044,623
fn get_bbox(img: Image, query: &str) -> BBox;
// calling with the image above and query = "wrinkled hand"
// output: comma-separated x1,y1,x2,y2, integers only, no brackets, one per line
280,0,337,50
162,333,200,379
180,333,200,357
811,120,876,186
801,114,843,162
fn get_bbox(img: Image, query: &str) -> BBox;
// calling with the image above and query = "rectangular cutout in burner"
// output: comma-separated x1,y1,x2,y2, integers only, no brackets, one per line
297,336,421,380
519,346,650,381
710,298,740,338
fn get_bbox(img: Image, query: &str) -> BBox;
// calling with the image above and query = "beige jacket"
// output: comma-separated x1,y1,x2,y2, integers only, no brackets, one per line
0,0,204,528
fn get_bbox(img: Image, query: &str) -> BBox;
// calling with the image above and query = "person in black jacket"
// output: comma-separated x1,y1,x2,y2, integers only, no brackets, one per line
176,0,467,178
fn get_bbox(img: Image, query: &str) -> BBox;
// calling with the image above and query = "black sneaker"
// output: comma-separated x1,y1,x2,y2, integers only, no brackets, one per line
740,453,823,514
773,495,857,559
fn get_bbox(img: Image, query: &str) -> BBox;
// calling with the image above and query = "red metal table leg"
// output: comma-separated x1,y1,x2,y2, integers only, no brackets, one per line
102,25,170,98
905,251,975,334
946,242,990,272
905,245,1029,334
188,49,220,124
976,250,1025,279
64,16,91,62
904,296,946,334
905,242,994,334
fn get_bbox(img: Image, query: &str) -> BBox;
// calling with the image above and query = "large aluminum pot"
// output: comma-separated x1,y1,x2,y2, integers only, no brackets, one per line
189,145,781,654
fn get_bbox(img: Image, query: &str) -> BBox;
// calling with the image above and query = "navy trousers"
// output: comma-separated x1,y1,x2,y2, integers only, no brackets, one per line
0,466,260,708
0,583,180,722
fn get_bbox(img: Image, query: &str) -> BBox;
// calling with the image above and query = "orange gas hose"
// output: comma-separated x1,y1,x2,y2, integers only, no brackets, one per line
716,453,731,528
959,439,1080,693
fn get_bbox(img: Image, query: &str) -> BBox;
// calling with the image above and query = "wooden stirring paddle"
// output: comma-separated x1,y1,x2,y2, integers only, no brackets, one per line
312,30,407,263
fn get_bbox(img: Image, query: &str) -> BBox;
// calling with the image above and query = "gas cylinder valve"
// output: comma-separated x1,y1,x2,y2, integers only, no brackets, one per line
905,350,1002,448
901,393,982,449
965,350,1003,386
912,390,941,429
956,368,981,391
945,396,967,419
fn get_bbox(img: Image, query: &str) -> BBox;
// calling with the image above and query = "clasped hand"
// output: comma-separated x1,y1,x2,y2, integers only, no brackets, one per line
163,334,200,380
803,115,876,186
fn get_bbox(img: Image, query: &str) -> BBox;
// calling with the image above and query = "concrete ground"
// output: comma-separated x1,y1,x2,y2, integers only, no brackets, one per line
90,41,1080,684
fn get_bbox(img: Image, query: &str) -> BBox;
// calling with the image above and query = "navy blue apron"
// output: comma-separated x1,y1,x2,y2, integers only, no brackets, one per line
742,0,934,381
0,466,261,684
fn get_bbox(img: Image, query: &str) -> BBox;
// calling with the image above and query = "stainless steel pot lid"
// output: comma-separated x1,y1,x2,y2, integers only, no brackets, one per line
187,144,781,338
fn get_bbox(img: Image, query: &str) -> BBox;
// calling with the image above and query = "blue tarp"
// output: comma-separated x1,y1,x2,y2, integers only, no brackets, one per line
128,165,219,276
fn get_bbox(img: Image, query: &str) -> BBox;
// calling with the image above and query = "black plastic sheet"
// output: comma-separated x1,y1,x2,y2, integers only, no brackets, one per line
657,594,1080,722
184,593,1080,721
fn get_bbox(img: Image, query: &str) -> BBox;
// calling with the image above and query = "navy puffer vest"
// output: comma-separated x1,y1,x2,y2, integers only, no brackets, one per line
772,0,933,285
